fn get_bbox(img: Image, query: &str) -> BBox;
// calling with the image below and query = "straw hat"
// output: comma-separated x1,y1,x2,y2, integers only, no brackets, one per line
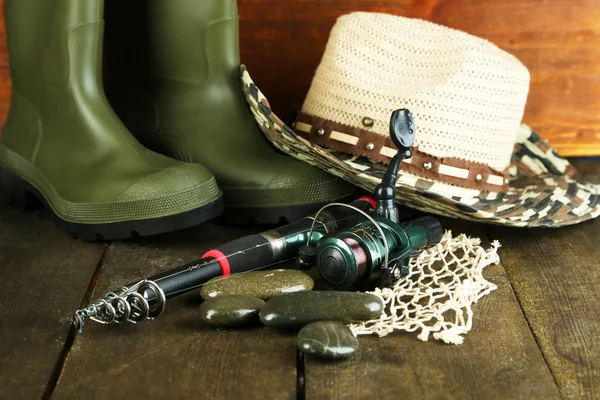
241,12,600,227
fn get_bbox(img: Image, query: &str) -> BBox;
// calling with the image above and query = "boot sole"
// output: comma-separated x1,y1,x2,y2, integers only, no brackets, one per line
0,166,224,241
219,198,351,226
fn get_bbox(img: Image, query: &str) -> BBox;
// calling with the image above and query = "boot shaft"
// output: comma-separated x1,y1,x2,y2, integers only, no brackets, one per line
3,0,113,161
5,0,105,88
2,0,147,170
105,0,240,84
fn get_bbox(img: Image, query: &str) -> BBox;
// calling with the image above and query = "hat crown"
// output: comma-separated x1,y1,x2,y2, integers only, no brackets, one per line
301,12,530,172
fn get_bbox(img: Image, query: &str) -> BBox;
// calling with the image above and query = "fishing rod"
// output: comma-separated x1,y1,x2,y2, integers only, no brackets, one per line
73,108,444,332
73,197,375,332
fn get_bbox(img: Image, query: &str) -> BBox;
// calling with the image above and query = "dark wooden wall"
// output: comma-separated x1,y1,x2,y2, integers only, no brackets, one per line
0,0,8,135
1,0,599,156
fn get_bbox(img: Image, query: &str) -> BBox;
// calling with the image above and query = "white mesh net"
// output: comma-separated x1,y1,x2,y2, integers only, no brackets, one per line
349,231,500,345
302,12,530,171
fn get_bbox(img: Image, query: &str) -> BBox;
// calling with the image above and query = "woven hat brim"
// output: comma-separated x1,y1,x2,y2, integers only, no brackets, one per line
241,66,600,227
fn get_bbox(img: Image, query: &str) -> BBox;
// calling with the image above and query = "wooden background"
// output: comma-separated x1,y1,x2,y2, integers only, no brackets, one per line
1,0,599,155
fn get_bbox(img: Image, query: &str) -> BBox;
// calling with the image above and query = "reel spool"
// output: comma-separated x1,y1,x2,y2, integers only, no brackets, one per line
315,216,443,290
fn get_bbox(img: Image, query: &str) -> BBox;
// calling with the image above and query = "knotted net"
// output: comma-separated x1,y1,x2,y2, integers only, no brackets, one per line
349,231,500,345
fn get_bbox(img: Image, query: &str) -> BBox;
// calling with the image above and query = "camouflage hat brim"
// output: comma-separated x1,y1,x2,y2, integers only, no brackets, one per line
241,66,600,227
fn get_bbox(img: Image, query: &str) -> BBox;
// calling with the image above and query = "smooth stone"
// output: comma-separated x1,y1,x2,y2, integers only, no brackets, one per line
200,269,314,300
259,291,383,330
199,294,265,328
297,321,358,360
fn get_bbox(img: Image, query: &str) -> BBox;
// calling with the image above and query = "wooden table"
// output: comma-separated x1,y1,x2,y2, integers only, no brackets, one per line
1,160,599,400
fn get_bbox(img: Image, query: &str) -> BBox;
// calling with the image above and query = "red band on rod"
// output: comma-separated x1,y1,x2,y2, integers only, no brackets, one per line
358,196,377,209
201,249,231,276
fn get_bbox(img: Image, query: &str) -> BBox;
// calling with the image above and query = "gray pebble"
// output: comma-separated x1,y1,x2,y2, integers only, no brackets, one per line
297,321,358,360
259,290,383,331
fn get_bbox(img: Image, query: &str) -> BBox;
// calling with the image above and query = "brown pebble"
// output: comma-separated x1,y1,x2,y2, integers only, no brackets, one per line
200,269,314,300
199,294,265,328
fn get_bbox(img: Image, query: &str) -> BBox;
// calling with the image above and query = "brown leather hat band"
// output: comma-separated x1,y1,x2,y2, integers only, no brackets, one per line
295,113,509,192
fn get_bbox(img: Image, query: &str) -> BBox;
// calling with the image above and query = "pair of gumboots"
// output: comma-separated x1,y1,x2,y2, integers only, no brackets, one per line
0,0,353,241
199,269,384,361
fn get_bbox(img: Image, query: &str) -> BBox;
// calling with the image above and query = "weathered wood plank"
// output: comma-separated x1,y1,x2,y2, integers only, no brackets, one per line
485,161,600,399
0,205,105,399
54,223,298,400
304,220,561,399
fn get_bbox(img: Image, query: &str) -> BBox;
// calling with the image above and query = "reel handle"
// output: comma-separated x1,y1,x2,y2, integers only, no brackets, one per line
374,109,415,223
389,109,416,150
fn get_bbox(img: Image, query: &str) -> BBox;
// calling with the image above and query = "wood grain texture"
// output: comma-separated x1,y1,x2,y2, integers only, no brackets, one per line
485,162,600,399
304,219,561,400
54,223,298,400
0,205,105,399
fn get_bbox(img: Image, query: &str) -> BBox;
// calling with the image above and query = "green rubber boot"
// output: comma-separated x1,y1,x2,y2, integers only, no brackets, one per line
0,0,224,241
104,0,353,224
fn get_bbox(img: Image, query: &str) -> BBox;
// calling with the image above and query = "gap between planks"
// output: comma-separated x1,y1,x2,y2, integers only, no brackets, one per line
481,225,563,398
42,244,110,400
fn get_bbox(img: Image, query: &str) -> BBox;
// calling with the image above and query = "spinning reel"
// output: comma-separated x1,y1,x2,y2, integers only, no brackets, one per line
298,109,443,290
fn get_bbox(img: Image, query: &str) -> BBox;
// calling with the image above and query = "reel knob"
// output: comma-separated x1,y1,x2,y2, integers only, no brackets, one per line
297,245,317,270
315,236,365,291
318,247,348,285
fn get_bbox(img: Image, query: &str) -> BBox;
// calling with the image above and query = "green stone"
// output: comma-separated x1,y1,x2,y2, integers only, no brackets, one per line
259,291,383,331
200,269,314,300
297,321,358,360
199,295,265,328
